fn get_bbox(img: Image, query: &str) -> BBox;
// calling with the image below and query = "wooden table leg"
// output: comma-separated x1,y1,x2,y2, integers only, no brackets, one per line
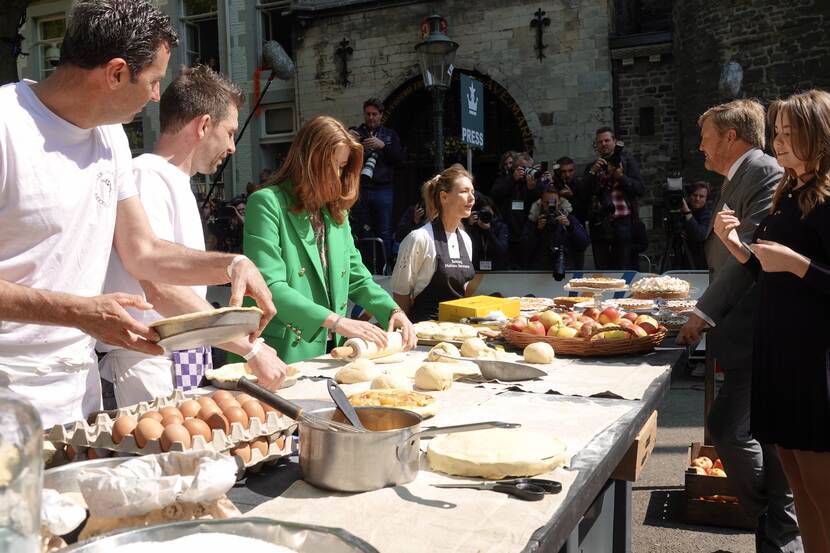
703,353,715,445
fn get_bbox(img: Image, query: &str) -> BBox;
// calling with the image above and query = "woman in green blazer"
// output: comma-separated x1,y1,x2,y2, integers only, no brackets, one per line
238,116,416,364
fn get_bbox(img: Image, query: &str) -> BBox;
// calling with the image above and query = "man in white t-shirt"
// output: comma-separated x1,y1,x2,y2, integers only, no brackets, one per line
100,66,289,406
0,0,276,427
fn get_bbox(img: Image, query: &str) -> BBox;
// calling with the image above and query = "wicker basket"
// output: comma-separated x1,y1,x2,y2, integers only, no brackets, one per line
503,324,667,357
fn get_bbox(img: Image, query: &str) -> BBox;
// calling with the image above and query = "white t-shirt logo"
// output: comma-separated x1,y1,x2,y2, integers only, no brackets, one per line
95,171,114,206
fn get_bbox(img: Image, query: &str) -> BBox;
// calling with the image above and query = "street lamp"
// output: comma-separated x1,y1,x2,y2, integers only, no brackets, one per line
415,14,458,174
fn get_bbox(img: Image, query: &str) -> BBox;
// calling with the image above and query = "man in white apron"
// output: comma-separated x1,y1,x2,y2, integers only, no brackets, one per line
99,65,289,406
0,0,275,427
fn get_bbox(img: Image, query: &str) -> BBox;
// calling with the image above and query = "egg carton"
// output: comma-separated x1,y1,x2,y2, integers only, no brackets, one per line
232,429,295,474
46,390,297,457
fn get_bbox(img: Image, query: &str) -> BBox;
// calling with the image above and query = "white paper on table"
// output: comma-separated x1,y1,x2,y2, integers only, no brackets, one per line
75,450,237,518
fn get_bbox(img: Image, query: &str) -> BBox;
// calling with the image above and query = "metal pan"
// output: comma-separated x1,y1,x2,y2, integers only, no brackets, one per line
60,517,379,553
299,406,518,492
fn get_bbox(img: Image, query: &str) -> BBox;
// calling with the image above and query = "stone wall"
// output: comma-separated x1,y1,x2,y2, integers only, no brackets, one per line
293,0,614,165
673,0,830,182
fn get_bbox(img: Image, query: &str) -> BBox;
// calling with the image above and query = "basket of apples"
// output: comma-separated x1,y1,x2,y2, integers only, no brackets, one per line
502,306,667,356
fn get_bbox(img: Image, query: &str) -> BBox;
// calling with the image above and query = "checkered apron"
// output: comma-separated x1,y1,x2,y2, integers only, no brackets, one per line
171,346,212,391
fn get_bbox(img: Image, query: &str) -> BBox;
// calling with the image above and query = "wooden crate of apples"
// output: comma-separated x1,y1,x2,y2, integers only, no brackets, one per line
502,307,666,356
685,442,755,529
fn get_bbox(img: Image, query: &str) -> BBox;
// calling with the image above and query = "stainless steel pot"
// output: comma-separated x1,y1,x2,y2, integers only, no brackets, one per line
298,407,517,492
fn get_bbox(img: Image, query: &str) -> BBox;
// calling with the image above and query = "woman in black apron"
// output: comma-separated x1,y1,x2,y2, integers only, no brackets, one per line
391,166,476,322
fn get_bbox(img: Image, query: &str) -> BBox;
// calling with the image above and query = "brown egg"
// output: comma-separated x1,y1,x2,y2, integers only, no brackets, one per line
87,448,113,460
222,405,249,429
134,418,164,448
65,445,77,461
217,398,241,412
111,415,138,444
183,418,213,443
234,393,254,405
202,411,230,434
274,435,287,449
231,443,251,464
211,390,234,403
161,414,184,427
178,399,201,418
197,397,218,411
140,411,164,423
159,406,183,421
160,423,192,452
241,400,266,425
250,436,269,458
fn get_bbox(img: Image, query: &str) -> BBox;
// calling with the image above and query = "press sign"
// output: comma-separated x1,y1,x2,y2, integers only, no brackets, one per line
460,74,484,149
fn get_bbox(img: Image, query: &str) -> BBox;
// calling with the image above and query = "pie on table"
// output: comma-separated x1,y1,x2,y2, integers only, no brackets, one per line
566,277,627,289
553,296,595,308
629,276,690,299
348,389,439,417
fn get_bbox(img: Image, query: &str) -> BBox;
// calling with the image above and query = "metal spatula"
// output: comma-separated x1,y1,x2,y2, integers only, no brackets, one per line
433,353,547,382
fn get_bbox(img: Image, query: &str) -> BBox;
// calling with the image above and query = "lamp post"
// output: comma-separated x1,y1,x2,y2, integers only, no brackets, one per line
415,14,458,175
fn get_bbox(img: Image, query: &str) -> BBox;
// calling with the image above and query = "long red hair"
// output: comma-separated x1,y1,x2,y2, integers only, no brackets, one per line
266,115,362,224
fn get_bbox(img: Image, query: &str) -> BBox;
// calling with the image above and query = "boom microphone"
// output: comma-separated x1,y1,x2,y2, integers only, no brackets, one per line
262,40,295,80
202,42,296,207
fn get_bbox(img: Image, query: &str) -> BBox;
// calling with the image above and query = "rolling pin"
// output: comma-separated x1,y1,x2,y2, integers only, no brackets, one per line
330,331,403,361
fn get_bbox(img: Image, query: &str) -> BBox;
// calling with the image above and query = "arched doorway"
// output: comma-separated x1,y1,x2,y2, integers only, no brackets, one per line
383,70,533,219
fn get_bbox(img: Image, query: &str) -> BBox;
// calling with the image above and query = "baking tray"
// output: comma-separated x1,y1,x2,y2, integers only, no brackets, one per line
60,517,380,553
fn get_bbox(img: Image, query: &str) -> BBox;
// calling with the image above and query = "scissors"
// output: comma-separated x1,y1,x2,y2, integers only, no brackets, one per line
431,478,562,502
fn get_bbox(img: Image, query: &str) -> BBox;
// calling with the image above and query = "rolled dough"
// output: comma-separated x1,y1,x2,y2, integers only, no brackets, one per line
426,428,567,479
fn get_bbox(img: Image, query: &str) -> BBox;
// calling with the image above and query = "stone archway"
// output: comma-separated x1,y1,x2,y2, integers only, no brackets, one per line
382,69,534,218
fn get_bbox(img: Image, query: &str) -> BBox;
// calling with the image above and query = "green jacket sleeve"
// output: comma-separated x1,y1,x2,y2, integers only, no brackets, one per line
244,189,331,340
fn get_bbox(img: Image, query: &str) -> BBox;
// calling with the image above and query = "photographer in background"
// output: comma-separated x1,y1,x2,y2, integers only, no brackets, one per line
554,156,591,225
464,195,509,271
490,153,546,268
680,181,712,269
583,127,644,270
349,98,404,262
522,185,590,278
394,199,427,245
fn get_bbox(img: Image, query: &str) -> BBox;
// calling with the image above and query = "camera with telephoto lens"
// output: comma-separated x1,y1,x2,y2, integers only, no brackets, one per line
361,150,379,179
603,143,624,168
663,171,686,233
475,210,493,225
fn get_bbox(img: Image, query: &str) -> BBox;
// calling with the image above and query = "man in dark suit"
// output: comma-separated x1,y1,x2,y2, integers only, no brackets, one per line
678,100,802,553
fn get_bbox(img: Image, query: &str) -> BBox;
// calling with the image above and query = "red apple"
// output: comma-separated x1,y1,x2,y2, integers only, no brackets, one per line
622,312,638,322
508,316,528,332
634,315,659,335
630,324,648,337
578,321,598,338
598,307,621,325
713,458,724,471
583,307,600,321
618,319,633,329
526,321,546,336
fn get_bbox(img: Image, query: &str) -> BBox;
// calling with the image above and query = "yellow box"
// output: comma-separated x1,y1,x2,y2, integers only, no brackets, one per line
438,295,520,322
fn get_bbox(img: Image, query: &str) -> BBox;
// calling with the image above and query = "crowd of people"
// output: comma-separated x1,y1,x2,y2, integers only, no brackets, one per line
2,2,830,552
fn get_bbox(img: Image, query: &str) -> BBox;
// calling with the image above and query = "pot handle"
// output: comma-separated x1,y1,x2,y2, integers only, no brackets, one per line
411,421,520,441
396,421,521,463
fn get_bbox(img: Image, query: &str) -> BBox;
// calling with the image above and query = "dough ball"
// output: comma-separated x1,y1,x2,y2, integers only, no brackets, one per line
426,342,461,362
523,342,555,364
474,347,501,360
413,321,440,339
415,363,455,391
370,374,413,391
335,358,380,384
458,325,478,338
460,337,488,358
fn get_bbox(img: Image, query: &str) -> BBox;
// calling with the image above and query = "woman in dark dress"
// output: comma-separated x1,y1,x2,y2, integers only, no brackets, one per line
714,89,830,553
